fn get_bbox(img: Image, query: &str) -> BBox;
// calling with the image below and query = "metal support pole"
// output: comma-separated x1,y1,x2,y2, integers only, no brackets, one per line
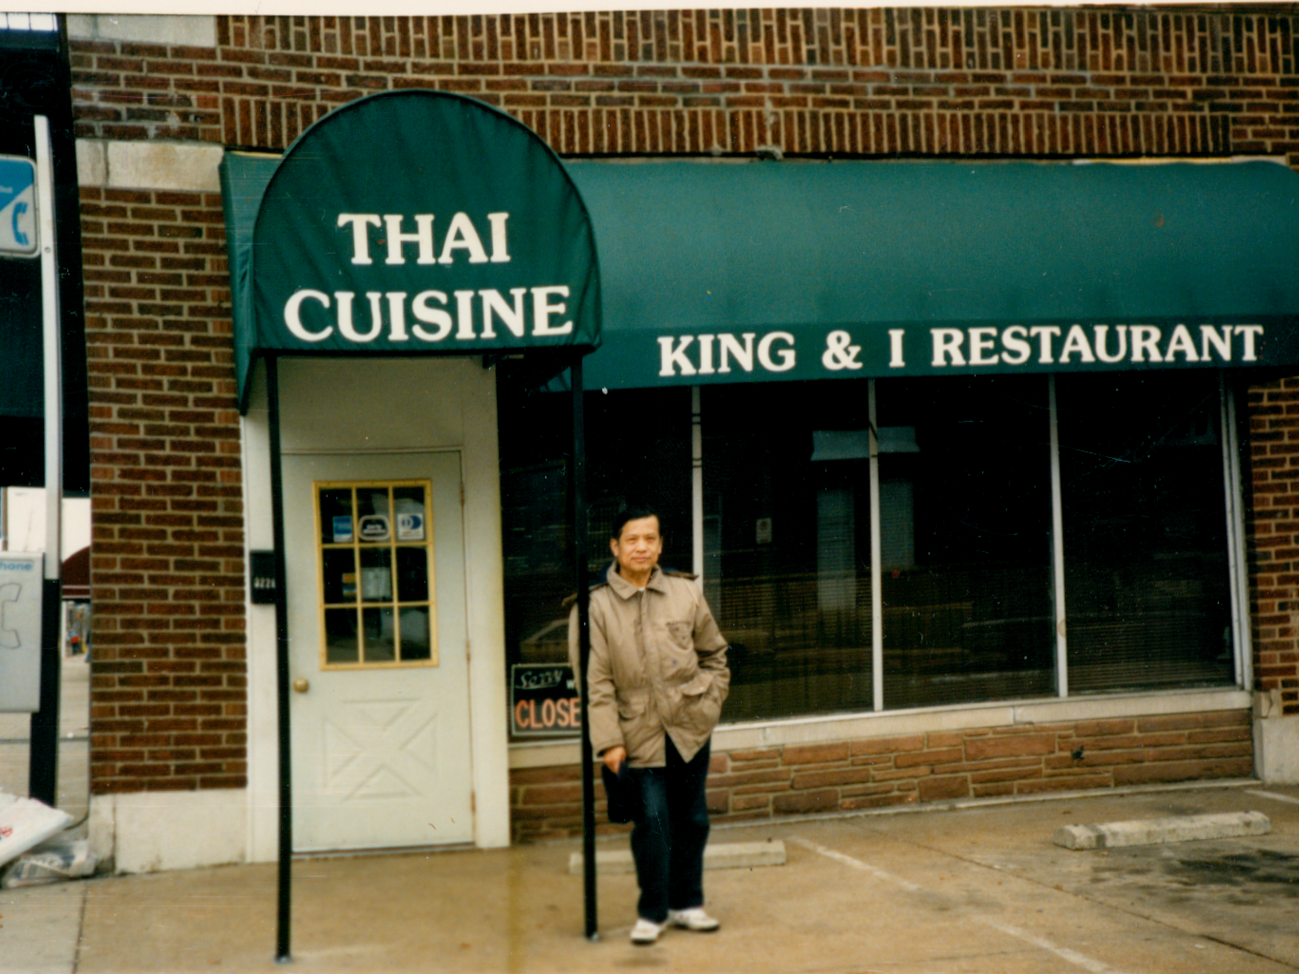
1048,375,1069,698
30,114,62,806
691,386,704,582
572,357,598,941
268,357,294,963
867,380,883,712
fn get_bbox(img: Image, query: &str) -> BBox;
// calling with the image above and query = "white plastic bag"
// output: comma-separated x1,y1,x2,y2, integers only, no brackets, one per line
0,792,73,869
2,838,96,888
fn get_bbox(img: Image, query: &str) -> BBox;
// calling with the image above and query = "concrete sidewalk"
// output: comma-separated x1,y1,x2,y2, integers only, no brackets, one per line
5,781,1299,974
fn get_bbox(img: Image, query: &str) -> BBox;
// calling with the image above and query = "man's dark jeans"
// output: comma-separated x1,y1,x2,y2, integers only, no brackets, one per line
629,736,711,923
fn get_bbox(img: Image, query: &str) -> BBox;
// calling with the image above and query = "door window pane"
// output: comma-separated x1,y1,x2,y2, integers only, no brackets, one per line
324,608,360,664
1057,373,1234,693
322,549,355,604
396,548,429,602
399,607,432,661
363,607,396,661
876,376,1055,708
359,547,393,602
319,488,353,544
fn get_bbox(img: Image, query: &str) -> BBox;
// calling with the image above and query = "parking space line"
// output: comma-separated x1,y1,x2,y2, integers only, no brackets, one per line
790,835,1131,974
788,836,920,891
981,919,1130,974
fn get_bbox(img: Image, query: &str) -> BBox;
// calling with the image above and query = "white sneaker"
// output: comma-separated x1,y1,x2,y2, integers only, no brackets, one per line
630,917,667,945
669,907,720,931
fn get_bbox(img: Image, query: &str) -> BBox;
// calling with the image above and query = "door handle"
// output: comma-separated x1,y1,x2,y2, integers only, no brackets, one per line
292,678,310,693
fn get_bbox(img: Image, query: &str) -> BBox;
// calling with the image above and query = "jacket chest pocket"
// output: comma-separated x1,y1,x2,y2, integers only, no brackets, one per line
665,620,693,650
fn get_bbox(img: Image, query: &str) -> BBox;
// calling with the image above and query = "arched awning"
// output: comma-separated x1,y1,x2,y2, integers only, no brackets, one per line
221,90,602,411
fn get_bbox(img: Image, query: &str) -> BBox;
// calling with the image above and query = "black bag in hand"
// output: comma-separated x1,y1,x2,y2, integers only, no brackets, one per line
600,761,638,824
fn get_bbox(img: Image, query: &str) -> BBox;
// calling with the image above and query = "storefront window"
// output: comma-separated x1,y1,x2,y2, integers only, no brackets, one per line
875,376,1056,708
498,370,1238,738
703,382,875,720
1056,372,1234,693
498,384,691,738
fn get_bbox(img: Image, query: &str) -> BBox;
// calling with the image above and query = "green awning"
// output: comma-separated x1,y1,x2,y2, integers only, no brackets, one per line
224,144,1299,404
566,158,1299,388
222,91,600,411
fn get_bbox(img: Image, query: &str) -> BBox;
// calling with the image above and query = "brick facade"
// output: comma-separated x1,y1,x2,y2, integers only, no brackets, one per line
1248,376,1299,716
68,8,1299,806
70,9,1299,160
81,184,246,793
511,710,1255,842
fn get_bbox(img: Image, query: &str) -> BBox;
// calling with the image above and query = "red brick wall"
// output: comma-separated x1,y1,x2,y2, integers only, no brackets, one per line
511,710,1254,842
68,8,1299,797
82,185,246,793
1247,376,1299,717
69,8,1298,162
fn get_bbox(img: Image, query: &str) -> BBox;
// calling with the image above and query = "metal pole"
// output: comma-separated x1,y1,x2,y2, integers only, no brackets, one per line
1221,374,1254,691
30,114,62,806
691,386,703,581
868,379,883,712
1048,375,1069,698
267,357,294,963
572,357,598,940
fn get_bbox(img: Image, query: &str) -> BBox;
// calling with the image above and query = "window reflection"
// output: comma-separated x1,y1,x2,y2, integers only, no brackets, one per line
1057,372,1233,693
875,376,1055,708
496,373,1236,734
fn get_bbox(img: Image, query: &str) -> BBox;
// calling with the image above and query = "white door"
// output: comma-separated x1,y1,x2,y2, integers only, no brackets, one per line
283,451,473,851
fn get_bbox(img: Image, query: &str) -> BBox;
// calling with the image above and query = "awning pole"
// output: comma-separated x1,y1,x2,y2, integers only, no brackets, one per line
30,113,62,806
267,356,294,963
572,357,598,940
1048,375,1069,698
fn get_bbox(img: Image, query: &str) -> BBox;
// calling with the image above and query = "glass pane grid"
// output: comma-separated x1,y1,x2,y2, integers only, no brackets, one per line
315,480,436,669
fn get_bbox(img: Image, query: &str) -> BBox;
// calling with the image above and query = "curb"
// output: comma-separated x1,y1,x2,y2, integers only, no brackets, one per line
568,839,787,875
1053,811,1272,850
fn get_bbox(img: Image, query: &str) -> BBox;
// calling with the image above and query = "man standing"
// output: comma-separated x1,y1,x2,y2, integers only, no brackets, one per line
569,503,730,945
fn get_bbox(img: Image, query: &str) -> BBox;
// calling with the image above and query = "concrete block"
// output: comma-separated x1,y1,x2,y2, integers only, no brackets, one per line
66,13,216,47
1054,811,1271,851
569,839,786,876
1255,714,1299,784
93,789,247,874
106,141,224,194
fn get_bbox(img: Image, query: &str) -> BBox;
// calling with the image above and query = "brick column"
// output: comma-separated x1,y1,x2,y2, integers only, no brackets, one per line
1248,376,1299,717
81,170,247,796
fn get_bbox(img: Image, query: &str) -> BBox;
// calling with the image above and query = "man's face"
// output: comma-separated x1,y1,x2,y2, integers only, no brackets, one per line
610,515,663,579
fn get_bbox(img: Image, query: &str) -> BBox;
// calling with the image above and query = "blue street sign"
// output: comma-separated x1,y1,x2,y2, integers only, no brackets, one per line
0,156,37,257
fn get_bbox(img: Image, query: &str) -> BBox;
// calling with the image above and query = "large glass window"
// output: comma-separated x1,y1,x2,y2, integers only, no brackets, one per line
497,383,691,738
875,376,1055,708
497,371,1239,737
703,381,875,721
1056,372,1234,693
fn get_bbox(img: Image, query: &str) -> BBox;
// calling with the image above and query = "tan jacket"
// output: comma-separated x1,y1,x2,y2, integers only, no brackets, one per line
568,563,729,767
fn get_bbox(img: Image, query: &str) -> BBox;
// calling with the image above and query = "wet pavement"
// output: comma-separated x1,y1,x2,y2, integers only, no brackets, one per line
3,780,1298,973
4,659,1299,972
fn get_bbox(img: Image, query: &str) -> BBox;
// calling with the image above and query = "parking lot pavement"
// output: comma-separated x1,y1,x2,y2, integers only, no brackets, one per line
4,781,1286,974
786,782,1299,973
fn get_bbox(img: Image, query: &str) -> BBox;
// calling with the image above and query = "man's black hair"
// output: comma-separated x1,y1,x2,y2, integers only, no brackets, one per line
611,502,662,541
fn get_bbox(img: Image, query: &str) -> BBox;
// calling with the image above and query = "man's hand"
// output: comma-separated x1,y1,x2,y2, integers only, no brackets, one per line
602,745,627,773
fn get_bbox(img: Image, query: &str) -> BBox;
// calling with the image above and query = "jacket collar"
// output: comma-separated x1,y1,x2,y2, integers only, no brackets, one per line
605,561,665,599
